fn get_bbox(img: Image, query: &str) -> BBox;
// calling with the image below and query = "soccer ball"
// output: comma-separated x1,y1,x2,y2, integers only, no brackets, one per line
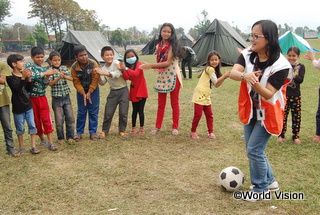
219,166,244,192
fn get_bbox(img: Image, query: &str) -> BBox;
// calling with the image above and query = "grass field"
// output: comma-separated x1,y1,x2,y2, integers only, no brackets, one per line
0,40,320,214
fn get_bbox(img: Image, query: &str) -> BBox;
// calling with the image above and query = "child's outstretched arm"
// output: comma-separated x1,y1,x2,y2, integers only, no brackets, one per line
215,71,230,88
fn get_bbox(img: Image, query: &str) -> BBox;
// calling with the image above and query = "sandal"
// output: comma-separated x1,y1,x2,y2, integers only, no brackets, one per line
172,129,179,136
30,147,40,154
48,143,58,151
39,141,48,147
7,148,20,157
138,128,145,135
67,138,75,144
130,128,137,135
98,132,106,139
90,133,99,141
119,131,128,137
74,134,82,142
191,133,199,139
150,129,160,135
19,148,27,155
208,133,216,139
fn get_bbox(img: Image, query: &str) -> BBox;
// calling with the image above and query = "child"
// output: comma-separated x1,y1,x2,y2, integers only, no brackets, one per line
190,51,229,139
139,23,185,135
6,54,40,154
96,46,129,138
25,47,58,151
48,51,75,144
70,45,100,141
120,49,148,135
277,47,305,144
0,61,19,157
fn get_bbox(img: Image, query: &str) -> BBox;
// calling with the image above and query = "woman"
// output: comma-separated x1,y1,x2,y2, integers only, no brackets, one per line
139,23,184,135
230,20,292,201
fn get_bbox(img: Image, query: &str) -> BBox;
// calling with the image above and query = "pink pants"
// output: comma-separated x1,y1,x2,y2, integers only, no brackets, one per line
155,80,181,130
30,96,54,135
191,103,214,133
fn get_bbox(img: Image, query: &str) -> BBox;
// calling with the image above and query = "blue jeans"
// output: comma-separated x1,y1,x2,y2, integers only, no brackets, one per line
13,108,37,135
244,116,275,192
76,88,99,134
52,94,75,140
0,105,15,151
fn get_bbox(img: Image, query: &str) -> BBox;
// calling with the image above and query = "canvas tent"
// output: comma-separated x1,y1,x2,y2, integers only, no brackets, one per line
279,31,319,54
178,34,195,47
57,30,120,64
141,34,158,55
192,19,248,66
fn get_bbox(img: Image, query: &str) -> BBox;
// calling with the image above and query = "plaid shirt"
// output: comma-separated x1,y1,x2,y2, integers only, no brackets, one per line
25,62,49,97
49,65,71,97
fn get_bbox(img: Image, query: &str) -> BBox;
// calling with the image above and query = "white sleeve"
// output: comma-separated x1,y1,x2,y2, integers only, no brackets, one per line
210,73,218,86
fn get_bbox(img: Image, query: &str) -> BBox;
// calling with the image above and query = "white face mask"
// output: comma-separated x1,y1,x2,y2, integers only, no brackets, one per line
126,56,137,65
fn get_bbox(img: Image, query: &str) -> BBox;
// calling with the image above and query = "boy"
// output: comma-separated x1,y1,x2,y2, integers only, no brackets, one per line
70,45,100,141
25,47,58,151
48,51,75,144
6,54,40,154
0,61,19,157
96,46,129,138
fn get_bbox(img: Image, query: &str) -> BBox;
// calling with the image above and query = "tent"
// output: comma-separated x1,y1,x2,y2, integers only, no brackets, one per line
192,19,248,66
57,30,120,65
178,34,195,47
141,34,158,55
279,31,319,54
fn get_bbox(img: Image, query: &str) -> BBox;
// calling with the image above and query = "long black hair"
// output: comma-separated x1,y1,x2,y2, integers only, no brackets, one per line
158,23,185,59
249,20,281,68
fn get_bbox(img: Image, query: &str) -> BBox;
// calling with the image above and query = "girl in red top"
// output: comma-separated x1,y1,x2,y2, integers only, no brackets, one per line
121,49,148,135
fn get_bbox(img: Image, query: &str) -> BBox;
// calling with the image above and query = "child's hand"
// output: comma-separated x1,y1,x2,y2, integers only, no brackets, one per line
139,62,150,70
45,69,58,76
59,71,65,79
119,62,126,71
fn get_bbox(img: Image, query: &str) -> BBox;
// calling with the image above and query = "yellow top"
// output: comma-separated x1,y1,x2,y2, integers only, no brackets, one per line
0,61,12,107
192,67,216,106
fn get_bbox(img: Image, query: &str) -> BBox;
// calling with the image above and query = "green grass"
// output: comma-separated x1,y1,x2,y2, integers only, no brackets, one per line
0,40,320,214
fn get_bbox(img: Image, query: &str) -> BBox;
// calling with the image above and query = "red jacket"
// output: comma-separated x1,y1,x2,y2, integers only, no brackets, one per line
123,62,148,102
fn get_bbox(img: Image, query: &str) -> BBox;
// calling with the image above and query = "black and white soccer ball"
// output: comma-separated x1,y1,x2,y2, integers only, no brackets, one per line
219,166,244,192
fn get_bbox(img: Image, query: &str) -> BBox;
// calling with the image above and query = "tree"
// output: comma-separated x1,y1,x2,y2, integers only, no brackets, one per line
0,0,11,23
110,29,123,46
33,23,49,47
194,10,211,38
295,27,304,34
317,26,320,33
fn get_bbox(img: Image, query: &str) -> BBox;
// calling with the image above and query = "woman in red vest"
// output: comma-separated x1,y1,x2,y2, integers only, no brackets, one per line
230,20,292,201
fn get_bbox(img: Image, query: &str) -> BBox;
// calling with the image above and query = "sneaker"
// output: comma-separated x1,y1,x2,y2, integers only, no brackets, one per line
294,139,302,144
277,137,285,142
250,180,279,192
313,136,320,143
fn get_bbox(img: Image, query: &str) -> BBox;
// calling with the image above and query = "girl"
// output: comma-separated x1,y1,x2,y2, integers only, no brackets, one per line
190,51,229,139
121,49,148,135
139,23,185,135
230,20,292,200
277,47,305,144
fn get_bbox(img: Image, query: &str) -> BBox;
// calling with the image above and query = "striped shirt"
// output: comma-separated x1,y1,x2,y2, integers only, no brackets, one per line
25,62,49,97
49,65,71,97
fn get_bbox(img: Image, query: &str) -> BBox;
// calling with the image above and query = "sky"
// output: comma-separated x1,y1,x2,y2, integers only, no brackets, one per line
3,0,320,34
